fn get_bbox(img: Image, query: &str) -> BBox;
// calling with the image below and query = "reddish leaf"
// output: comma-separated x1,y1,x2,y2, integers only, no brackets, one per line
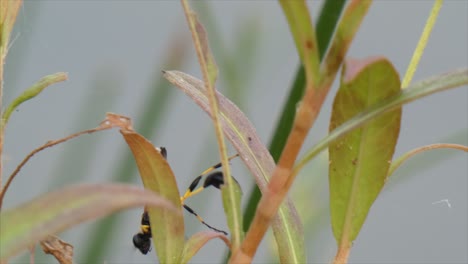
0,183,175,261
180,231,231,263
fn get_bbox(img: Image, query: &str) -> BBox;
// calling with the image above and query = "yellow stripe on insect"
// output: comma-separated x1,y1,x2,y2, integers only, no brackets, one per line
133,149,239,255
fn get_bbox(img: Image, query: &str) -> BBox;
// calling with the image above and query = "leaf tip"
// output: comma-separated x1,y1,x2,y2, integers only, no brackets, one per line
60,72,69,81
100,112,133,131
343,56,386,83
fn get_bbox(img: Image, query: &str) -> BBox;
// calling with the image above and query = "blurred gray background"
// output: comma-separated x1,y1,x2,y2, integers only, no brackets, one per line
3,1,467,263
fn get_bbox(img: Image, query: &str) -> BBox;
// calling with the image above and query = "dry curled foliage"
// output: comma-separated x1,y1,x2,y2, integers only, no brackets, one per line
40,235,74,264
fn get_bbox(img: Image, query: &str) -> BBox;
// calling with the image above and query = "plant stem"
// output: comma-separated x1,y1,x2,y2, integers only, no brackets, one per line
0,0,23,189
333,243,351,264
388,143,468,177
231,1,371,262
402,0,444,88
0,113,131,209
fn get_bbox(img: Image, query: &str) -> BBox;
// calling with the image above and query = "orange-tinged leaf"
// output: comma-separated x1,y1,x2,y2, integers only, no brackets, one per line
121,131,184,263
163,70,304,263
0,183,176,261
329,57,402,248
180,231,231,263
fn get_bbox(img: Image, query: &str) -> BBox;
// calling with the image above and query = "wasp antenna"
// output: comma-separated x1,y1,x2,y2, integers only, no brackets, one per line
183,204,228,235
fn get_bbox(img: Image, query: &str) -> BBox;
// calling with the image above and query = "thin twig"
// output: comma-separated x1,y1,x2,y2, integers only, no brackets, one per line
0,113,132,209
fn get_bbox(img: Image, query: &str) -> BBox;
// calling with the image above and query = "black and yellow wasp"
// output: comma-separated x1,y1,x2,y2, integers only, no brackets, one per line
133,147,239,255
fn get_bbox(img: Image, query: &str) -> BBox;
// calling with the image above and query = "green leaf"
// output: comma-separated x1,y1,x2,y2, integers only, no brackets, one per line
0,183,176,261
1,72,68,127
220,177,243,244
294,68,468,177
121,131,185,263
329,57,401,249
279,0,320,80
163,70,304,263
242,1,347,256
180,231,231,264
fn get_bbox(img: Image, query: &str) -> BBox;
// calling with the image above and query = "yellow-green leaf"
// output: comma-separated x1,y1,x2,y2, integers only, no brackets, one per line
0,183,175,261
294,69,468,177
121,131,184,263
279,0,320,81
329,57,401,249
1,72,67,127
220,178,243,243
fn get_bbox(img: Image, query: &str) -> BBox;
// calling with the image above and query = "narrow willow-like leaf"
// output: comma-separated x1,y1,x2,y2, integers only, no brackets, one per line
180,231,231,264
181,0,217,86
279,0,320,80
294,68,468,176
163,70,304,263
1,72,67,126
121,131,185,263
0,183,175,261
220,177,243,246
181,0,243,249
329,58,401,258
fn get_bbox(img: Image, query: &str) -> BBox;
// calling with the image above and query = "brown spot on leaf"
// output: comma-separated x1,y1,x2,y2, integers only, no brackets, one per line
305,40,314,50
